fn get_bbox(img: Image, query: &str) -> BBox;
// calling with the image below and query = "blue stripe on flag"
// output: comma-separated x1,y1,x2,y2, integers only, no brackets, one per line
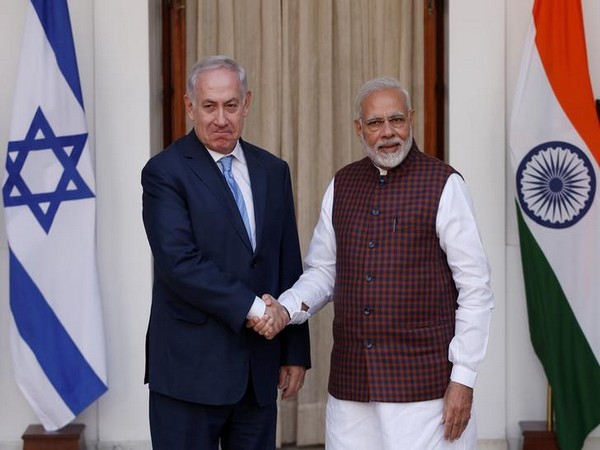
9,249,107,415
30,0,84,109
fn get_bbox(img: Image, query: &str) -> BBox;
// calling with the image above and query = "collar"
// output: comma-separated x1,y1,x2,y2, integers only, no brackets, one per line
206,141,247,166
371,142,418,175
373,163,388,176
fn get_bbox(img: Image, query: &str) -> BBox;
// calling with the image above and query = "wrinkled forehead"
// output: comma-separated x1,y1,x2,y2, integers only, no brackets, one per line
360,89,408,118
194,68,244,99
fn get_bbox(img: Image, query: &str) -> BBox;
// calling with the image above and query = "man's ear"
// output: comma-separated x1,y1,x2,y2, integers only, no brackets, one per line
243,91,252,117
354,119,363,138
183,94,195,120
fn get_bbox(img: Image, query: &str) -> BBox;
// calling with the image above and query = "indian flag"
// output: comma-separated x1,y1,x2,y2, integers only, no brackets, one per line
509,0,600,449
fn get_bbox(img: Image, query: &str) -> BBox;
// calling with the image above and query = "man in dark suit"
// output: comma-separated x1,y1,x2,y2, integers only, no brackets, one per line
141,55,311,450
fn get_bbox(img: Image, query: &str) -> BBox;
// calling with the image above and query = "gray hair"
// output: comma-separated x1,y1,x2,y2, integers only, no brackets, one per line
354,76,411,119
186,55,248,100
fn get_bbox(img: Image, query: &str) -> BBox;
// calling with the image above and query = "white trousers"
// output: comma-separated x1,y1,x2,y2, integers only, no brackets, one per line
325,394,477,450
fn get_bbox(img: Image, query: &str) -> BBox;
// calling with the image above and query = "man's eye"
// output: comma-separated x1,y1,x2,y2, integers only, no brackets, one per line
389,116,405,126
367,119,384,128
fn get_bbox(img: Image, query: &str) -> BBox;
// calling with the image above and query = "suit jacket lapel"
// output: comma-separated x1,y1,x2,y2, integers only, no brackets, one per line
182,132,253,252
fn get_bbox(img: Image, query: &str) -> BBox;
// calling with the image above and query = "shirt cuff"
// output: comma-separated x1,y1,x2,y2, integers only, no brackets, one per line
450,364,477,388
246,296,266,319
288,310,311,325
280,292,311,325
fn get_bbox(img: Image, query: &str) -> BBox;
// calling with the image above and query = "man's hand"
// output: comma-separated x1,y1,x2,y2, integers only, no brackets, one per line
246,294,290,339
278,365,306,399
441,381,473,442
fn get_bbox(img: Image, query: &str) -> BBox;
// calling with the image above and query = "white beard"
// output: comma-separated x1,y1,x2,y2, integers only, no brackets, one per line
361,129,413,170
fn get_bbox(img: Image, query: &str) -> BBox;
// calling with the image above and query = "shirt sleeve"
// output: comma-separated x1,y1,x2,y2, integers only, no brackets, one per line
437,173,494,388
279,179,337,324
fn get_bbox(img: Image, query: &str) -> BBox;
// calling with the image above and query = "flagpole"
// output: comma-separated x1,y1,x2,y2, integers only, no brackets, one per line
546,385,553,432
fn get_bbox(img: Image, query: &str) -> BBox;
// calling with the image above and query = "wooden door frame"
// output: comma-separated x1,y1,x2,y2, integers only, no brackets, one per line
161,0,446,160
161,0,187,148
424,0,445,160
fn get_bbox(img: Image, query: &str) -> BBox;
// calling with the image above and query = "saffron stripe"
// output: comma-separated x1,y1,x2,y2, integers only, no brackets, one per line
534,0,600,165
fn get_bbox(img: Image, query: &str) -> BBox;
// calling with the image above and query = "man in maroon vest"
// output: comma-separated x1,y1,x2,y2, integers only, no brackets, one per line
250,76,493,449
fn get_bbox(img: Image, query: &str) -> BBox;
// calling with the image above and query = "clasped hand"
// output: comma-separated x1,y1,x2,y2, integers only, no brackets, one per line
246,294,289,339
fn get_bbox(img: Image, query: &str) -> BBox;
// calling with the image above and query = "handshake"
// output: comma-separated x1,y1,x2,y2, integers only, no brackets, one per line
246,294,289,340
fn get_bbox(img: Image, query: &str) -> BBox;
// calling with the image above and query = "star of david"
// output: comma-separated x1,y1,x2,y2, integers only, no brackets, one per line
3,106,94,234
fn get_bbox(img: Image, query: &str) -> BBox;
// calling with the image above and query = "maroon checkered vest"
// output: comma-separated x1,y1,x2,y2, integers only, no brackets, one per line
329,145,459,402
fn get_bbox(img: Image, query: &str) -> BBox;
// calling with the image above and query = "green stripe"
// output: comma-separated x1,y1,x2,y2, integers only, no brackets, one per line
517,204,600,450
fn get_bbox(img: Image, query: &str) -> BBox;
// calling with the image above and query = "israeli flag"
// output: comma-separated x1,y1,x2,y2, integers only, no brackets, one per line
3,0,107,431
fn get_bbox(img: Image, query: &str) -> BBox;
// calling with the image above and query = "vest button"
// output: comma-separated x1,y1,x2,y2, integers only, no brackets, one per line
365,273,373,282
363,307,371,315
372,208,380,216
368,241,376,248
365,338,373,349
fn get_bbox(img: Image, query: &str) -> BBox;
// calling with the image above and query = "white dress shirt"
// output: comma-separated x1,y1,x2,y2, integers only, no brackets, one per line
207,142,256,246
279,172,494,388
207,143,265,319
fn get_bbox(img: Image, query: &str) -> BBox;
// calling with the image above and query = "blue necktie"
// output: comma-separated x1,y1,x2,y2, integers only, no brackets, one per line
219,155,253,247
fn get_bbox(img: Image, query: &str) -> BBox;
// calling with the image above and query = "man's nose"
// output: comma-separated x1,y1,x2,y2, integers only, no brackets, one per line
214,108,227,125
380,118,395,136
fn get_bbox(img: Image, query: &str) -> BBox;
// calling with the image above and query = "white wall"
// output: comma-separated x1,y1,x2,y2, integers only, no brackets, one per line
92,0,156,447
447,1,507,447
0,0,598,449
0,2,26,448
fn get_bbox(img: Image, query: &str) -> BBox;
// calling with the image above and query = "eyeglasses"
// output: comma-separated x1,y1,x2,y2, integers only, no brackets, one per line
361,112,411,132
